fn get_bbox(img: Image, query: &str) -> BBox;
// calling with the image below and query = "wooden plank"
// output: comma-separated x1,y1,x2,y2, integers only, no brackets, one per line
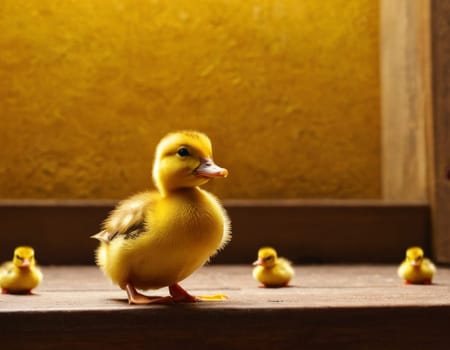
380,0,431,200
0,199,429,264
428,0,450,262
1,265,450,350
0,201,109,265
3,265,450,310
223,200,430,264
3,307,449,350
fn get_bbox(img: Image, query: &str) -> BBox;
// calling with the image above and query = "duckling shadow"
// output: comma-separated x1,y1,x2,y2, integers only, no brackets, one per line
109,296,170,306
109,297,227,307
2,291,41,296
258,284,300,289
109,297,131,304
402,282,442,287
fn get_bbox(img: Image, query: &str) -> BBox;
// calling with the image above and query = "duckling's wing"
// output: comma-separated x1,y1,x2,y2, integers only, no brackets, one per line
91,192,157,243
423,258,437,274
0,262,14,278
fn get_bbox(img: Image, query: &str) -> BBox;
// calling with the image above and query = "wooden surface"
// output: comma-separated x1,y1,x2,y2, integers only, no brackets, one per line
0,199,430,264
1,265,450,349
380,0,431,201
429,0,450,263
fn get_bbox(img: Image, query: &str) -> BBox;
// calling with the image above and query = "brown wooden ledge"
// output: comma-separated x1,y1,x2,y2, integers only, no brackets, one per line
1,265,449,349
0,199,429,264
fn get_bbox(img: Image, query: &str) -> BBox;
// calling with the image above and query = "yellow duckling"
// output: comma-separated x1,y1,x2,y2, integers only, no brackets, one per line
398,246,436,284
92,130,231,304
0,246,43,294
252,247,294,287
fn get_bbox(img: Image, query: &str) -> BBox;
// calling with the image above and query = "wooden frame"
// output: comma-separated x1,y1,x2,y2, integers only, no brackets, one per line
381,0,450,263
428,0,450,263
380,0,430,202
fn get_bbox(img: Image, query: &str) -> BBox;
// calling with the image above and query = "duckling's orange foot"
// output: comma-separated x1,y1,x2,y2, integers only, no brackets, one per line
169,284,199,302
125,283,172,305
423,279,432,285
196,293,228,301
403,280,412,285
168,284,228,302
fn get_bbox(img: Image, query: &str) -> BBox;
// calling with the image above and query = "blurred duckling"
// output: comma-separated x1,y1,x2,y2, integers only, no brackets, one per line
0,246,43,294
398,246,436,284
92,130,230,304
252,247,294,287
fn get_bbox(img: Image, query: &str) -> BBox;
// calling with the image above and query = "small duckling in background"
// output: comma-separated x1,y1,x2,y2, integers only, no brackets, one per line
0,246,43,294
252,247,294,287
398,246,436,285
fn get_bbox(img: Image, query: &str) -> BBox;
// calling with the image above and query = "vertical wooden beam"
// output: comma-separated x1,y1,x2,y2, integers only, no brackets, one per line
380,0,431,201
428,0,450,262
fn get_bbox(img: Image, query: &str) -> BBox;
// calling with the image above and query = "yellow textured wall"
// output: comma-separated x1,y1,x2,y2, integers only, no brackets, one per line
0,0,380,199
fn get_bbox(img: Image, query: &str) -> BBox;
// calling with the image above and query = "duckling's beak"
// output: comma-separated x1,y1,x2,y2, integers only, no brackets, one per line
195,157,228,178
20,259,31,268
410,260,420,267
253,259,264,266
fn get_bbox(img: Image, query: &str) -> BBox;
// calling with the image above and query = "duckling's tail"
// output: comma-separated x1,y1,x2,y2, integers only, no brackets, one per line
91,230,112,243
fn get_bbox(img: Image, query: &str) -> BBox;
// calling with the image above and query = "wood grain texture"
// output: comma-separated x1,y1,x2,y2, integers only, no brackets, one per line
0,199,429,264
428,0,450,263
380,0,431,201
1,265,450,350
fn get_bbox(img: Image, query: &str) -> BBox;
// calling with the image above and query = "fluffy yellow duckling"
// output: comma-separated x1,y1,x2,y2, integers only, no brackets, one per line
252,247,294,287
92,130,231,304
398,246,436,284
0,246,43,294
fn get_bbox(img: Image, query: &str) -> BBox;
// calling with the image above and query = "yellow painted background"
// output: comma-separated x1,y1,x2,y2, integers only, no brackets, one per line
0,0,380,199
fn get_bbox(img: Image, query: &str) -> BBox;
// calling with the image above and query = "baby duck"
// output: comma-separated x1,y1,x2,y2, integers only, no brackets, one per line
398,246,436,284
0,246,43,294
252,247,294,287
92,130,231,304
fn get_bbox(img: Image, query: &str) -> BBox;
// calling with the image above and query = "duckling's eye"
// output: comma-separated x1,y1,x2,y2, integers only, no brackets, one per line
177,147,190,157
16,255,23,260
264,256,274,262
